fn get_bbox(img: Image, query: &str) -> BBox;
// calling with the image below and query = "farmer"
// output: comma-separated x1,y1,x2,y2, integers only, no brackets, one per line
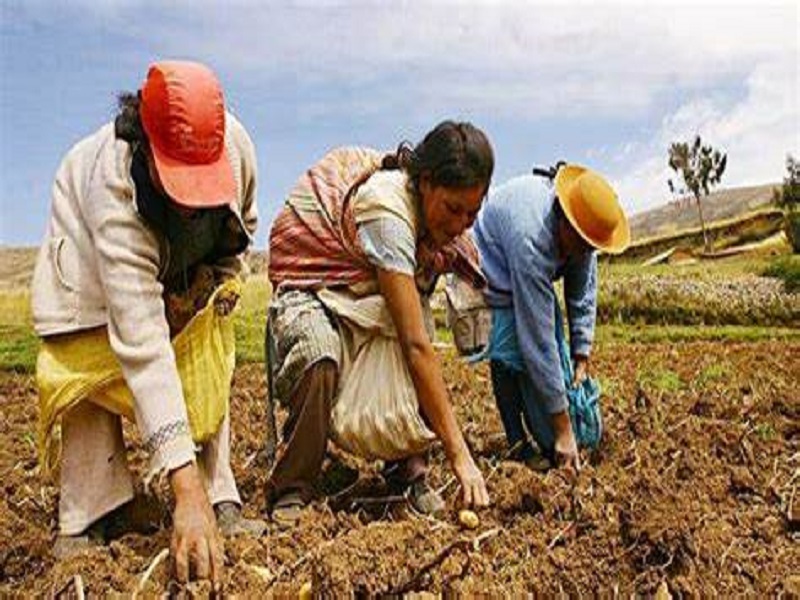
473,165,630,471
266,122,494,524
31,60,263,582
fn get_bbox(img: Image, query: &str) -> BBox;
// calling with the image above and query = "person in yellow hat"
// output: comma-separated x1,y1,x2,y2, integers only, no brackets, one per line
472,163,629,471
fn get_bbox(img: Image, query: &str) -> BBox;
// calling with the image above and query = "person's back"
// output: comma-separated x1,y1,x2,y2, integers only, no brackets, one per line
31,60,263,586
473,164,629,472
474,174,559,307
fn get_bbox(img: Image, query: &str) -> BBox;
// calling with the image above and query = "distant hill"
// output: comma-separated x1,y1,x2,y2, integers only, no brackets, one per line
630,183,779,241
0,247,38,290
0,182,782,288
0,246,269,289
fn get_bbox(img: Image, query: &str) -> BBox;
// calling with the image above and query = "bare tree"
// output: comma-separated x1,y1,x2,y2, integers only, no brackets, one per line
667,135,727,251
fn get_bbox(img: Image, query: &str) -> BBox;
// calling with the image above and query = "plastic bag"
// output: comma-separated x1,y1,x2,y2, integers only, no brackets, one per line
444,273,491,356
37,279,239,474
317,289,436,461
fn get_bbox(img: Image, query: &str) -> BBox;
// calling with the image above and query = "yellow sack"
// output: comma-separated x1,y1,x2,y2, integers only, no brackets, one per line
37,279,240,474
317,289,436,461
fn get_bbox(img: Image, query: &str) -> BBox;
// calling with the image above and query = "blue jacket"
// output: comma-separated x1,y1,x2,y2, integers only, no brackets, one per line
473,175,597,414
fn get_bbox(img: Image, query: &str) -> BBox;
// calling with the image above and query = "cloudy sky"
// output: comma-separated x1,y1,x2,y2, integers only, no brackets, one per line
1,1,797,246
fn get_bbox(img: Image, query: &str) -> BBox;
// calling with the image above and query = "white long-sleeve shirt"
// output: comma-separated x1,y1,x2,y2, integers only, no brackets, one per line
32,113,258,474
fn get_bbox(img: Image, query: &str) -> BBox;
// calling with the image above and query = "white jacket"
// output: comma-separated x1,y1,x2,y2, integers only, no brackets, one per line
32,113,258,473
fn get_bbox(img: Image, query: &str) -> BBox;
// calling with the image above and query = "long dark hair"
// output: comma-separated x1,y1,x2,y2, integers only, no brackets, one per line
114,91,146,145
382,120,494,197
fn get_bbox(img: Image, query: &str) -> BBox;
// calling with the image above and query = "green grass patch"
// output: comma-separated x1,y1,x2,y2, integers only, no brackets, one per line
598,375,625,411
636,366,683,393
0,324,39,373
234,278,270,363
0,280,274,372
1,271,797,373
600,254,776,281
0,290,36,372
0,289,32,324
754,423,777,442
762,255,800,293
596,324,800,344
695,363,729,386
435,326,454,345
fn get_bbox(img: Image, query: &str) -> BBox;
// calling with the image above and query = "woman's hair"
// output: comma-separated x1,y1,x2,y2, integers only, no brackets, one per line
114,91,146,144
383,120,494,196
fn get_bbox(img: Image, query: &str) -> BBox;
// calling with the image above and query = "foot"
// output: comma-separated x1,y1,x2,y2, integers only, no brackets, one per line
524,454,553,472
53,534,98,560
270,491,306,528
214,502,267,537
53,517,107,560
407,479,446,516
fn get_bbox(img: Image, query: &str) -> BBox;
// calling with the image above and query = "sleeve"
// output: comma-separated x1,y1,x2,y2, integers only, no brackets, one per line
563,251,597,358
214,115,259,280
357,217,416,276
82,159,196,476
509,246,568,414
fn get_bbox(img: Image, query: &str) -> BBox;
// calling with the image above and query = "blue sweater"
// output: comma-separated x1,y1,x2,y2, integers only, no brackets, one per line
473,175,598,414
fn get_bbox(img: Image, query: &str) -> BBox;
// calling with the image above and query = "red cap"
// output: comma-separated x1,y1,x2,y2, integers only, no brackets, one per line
140,60,236,208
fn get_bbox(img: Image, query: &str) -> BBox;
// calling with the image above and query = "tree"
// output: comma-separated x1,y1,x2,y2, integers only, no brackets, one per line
667,135,727,251
775,154,800,210
775,154,800,252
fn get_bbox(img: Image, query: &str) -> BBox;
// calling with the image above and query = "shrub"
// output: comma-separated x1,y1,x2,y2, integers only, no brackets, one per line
762,256,800,293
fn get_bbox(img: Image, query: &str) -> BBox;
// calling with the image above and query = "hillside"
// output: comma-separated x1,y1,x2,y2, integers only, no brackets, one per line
0,182,782,288
0,246,270,290
629,183,778,241
0,247,38,290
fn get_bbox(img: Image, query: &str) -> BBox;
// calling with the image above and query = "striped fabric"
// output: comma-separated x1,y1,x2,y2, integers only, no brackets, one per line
268,146,486,291
268,290,341,405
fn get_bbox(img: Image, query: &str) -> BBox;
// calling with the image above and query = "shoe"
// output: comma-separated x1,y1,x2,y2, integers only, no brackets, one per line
270,491,306,528
214,502,267,537
53,516,107,560
524,454,553,473
407,479,446,516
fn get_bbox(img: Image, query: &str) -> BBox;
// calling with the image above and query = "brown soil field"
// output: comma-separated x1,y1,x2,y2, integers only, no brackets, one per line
1,342,798,596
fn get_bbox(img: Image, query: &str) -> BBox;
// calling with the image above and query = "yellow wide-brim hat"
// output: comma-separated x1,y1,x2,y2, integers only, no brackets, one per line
554,164,631,254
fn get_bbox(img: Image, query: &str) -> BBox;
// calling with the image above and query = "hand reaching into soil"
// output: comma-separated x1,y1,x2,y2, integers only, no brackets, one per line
169,463,225,590
452,452,490,507
551,410,581,474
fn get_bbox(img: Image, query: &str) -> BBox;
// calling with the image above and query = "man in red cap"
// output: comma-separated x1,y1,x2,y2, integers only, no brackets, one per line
32,60,262,587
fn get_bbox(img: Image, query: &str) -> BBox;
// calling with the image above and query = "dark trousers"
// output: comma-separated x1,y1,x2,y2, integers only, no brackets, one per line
490,360,556,460
267,359,338,503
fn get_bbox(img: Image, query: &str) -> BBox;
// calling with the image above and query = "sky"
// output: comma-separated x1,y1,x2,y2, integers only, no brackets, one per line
1,1,798,247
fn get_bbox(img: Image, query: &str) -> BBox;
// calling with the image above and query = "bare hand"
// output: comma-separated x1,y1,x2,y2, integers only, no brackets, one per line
551,410,581,474
169,463,224,590
213,287,240,316
572,355,589,388
452,452,490,507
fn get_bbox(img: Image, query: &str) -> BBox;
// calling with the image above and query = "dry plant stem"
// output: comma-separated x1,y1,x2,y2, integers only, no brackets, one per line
666,416,691,433
547,521,576,550
265,532,349,590
394,528,503,593
632,552,674,586
327,474,365,501
718,539,738,572
437,439,526,496
349,493,407,509
54,574,84,600
435,474,458,496
242,452,258,470
133,547,169,598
